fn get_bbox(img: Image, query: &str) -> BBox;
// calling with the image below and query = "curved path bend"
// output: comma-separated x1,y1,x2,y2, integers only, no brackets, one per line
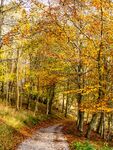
17,124,69,150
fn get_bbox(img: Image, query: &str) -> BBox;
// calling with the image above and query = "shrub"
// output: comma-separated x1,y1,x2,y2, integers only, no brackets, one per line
23,115,39,126
72,141,95,150
100,144,113,150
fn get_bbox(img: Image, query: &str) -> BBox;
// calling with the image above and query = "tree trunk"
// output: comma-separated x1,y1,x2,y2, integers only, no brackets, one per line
6,81,9,105
65,79,69,117
77,93,84,133
86,112,90,124
20,82,23,109
102,112,105,139
34,100,38,116
65,93,69,117
97,113,103,134
27,54,32,110
27,96,31,110
46,98,49,115
47,84,55,115
86,0,104,139
1,81,4,100
96,112,105,139
16,50,20,110
0,0,4,49
62,94,65,113
86,113,98,139
77,110,84,133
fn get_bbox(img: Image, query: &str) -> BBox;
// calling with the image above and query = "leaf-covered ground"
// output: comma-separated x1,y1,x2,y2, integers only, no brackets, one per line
62,121,113,150
0,102,66,150
17,124,69,150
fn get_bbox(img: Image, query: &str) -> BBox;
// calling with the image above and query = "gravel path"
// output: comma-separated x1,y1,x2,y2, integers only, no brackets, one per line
17,124,69,150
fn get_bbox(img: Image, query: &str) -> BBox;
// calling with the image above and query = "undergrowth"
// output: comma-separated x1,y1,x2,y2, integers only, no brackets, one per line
71,141,113,150
0,101,49,150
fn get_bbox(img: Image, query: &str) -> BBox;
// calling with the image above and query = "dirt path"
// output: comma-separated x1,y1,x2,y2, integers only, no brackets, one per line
17,124,69,150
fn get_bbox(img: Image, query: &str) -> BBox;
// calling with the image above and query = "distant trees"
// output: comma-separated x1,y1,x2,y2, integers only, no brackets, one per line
0,0,113,140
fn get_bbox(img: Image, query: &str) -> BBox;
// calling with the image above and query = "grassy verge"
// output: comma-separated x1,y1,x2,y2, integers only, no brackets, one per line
0,101,63,150
62,120,113,150
71,141,113,150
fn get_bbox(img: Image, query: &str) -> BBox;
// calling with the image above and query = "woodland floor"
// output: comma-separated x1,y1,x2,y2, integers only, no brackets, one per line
13,118,68,150
63,120,113,149
15,119,113,150
0,117,113,150
17,124,69,150
0,103,113,150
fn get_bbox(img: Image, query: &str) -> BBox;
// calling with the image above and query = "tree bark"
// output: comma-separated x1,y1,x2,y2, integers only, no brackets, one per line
0,0,4,49
34,100,38,116
65,79,69,117
86,113,98,139
62,94,65,113
96,112,105,139
86,0,104,139
77,110,84,133
16,50,20,110
47,84,55,115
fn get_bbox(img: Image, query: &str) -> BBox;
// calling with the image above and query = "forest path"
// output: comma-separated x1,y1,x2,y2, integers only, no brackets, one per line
17,124,69,150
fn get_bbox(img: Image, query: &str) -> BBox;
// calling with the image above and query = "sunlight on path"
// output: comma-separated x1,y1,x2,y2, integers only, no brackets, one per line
17,124,69,150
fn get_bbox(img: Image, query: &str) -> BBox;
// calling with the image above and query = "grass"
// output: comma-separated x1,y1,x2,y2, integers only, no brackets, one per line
71,141,113,150
0,101,51,150
0,123,14,150
72,141,95,150
63,120,113,150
